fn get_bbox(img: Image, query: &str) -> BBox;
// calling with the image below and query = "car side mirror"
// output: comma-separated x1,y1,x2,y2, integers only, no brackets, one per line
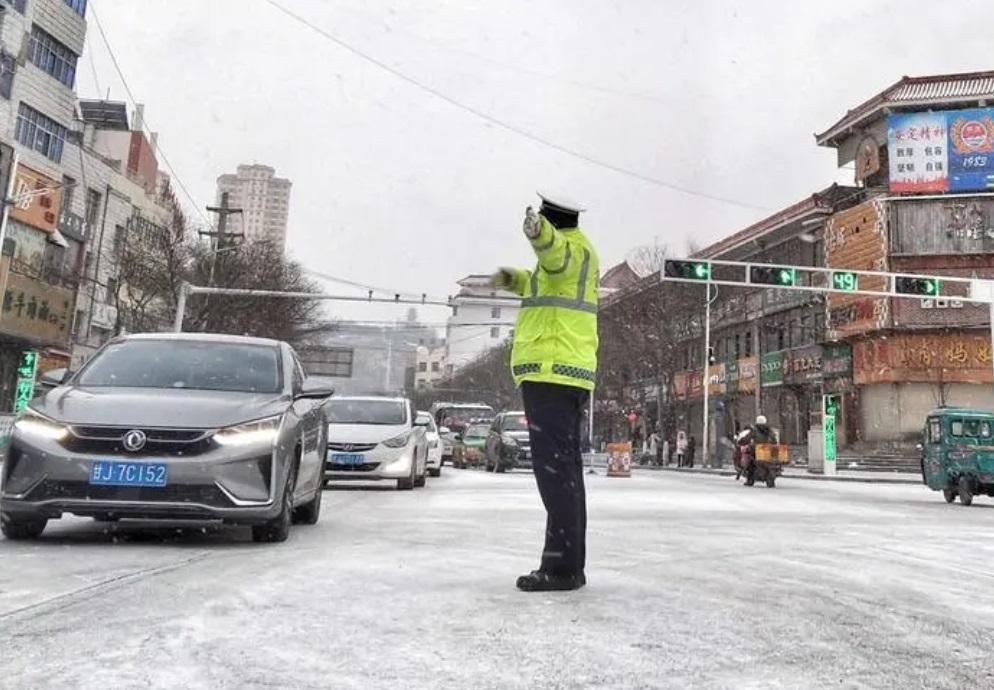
39,368,69,387
439,426,451,435
296,378,334,400
916,443,924,451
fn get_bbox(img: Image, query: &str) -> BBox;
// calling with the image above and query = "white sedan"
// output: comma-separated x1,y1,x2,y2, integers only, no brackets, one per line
325,396,428,490
416,411,443,477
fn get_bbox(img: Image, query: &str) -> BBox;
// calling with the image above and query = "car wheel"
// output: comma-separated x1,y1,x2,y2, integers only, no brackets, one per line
1,514,47,540
415,471,427,488
943,488,957,503
253,465,296,543
293,477,324,525
397,457,416,490
428,467,441,478
958,476,974,507
765,474,776,488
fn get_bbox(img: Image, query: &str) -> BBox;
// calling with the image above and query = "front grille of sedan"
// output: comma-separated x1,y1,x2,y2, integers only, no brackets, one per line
62,425,212,457
327,442,378,453
325,462,381,472
27,480,232,506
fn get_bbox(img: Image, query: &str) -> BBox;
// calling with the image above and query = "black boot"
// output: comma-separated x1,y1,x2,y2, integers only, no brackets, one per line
516,570,586,592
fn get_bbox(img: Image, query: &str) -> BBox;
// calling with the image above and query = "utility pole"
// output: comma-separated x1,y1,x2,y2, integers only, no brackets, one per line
200,192,243,331
203,192,244,255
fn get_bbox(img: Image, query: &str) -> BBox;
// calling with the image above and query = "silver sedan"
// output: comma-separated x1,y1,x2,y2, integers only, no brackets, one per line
1,333,332,543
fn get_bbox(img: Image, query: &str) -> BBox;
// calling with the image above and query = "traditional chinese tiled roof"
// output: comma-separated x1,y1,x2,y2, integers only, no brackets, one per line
693,185,859,259
816,71,994,147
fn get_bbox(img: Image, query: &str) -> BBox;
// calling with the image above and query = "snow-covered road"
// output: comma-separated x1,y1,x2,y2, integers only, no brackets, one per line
2,470,994,689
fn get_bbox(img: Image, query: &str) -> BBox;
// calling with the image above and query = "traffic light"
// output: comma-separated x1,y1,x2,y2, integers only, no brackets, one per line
663,260,710,281
749,265,797,286
823,395,839,416
894,275,939,296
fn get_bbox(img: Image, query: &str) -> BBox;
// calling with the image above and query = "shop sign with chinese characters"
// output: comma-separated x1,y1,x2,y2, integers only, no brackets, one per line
9,165,60,233
888,108,994,192
1,272,73,346
853,333,994,385
13,350,38,414
783,345,823,384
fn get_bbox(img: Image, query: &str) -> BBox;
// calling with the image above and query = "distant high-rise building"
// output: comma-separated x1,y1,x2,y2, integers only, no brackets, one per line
215,164,292,249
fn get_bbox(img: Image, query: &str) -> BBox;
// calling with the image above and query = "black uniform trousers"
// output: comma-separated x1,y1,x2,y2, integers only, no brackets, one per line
521,380,589,577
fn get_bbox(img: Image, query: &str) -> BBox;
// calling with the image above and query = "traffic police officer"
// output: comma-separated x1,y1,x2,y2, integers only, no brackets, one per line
491,193,599,592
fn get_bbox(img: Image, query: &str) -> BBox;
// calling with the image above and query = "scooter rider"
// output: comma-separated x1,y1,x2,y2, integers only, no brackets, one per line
735,415,777,480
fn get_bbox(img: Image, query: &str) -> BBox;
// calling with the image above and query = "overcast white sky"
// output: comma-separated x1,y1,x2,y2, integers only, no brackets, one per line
82,0,994,324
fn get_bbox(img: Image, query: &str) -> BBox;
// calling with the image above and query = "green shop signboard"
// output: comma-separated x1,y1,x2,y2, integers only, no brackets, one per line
13,350,38,414
760,351,783,387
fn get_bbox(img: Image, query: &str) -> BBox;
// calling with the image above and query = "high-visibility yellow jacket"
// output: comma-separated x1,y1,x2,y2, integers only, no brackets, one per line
504,216,599,391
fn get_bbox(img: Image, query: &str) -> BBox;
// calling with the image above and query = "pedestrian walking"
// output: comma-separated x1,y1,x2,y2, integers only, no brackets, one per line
490,192,599,592
649,429,661,466
687,435,696,468
676,431,687,467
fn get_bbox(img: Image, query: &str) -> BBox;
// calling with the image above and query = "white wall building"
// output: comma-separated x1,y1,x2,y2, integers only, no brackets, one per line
414,344,447,388
66,101,177,358
215,164,291,249
446,274,519,371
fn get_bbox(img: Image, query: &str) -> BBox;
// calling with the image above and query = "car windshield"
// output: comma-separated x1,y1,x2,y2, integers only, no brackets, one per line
439,406,494,425
330,400,407,425
465,424,490,439
503,415,528,431
75,340,281,393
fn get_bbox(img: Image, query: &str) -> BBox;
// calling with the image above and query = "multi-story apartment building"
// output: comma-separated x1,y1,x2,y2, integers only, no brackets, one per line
0,1,185,415
446,274,519,371
0,0,88,407
215,164,291,249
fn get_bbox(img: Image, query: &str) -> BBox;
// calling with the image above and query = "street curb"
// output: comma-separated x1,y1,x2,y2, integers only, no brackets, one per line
632,465,920,485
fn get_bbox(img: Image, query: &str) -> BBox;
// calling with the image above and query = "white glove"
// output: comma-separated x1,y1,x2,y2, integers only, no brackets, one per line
489,268,514,289
522,206,541,238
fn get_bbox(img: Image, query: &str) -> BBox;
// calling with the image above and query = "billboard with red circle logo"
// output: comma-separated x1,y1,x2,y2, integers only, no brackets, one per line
888,108,994,193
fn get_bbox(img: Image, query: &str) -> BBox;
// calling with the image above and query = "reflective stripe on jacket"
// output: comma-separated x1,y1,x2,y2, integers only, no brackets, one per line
506,216,599,391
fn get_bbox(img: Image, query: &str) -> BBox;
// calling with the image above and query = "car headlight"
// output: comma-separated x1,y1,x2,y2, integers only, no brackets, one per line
213,415,282,447
382,430,413,448
14,408,69,441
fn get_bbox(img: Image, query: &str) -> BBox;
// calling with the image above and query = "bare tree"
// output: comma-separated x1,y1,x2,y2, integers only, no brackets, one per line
114,225,324,345
597,275,704,440
625,242,670,278
426,340,521,411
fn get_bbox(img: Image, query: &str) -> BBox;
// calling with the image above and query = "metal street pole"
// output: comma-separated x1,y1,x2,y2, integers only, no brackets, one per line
989,300,994,410
173,282,188,333
701,283,714,468
383,328,393,392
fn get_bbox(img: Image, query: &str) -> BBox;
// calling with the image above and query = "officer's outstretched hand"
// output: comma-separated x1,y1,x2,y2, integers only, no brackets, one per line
489,268,515,290
522,206,541,238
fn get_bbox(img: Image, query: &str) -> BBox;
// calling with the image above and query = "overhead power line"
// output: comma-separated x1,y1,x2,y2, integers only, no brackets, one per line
320,2,669,104
261,0,769,212
88,1,213,228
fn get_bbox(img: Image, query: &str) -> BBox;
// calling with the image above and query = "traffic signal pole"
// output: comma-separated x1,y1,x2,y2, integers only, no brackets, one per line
702,284,711,467
662,258,994,465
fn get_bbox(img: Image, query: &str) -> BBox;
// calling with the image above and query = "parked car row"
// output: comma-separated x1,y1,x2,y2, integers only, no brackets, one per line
0,333,448,545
